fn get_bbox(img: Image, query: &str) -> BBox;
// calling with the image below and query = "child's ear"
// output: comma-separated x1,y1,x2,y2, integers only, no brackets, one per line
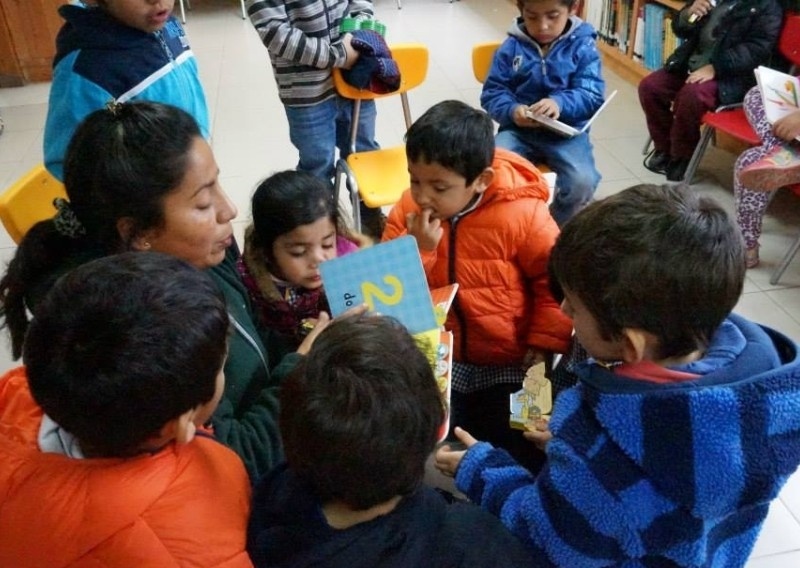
620,328,650,364
474,167,495,194
161,409,198,446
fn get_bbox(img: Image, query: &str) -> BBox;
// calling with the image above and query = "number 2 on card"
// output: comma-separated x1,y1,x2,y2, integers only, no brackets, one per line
361,275,404,311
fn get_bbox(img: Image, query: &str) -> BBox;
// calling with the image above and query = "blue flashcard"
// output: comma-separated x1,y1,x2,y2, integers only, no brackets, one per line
320,235,437,335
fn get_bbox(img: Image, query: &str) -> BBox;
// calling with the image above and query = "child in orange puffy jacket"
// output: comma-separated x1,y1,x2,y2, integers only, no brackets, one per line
0,253,252,568
383,100,572,473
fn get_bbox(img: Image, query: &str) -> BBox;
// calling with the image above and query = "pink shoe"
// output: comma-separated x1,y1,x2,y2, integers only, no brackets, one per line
739,145,800,192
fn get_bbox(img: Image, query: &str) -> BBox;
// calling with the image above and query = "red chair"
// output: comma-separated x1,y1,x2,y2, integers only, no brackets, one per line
682,14,800,284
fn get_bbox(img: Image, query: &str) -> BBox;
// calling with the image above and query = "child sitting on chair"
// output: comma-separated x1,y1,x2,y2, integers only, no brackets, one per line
481,0,606,225
436,183,800,567
0,252,252,567
238,170,368,348
734,82,800,268
383,99,572,473
247,315,535,567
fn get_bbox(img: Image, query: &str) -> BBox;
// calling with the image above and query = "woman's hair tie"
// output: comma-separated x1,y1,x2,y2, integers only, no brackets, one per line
53,198,87,238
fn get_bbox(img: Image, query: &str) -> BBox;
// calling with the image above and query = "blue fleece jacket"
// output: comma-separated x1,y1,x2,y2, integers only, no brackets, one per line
43,5,209,181
455,314,800,567
481,15,605,130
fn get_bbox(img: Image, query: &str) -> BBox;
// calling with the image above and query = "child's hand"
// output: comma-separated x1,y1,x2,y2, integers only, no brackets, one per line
687,0,715,22
528,98,560,120
406,209,443,251
686,64,714,84
522,416,552,451
296,311,331,355
773,110,800,141
513,105,536,127
341,33,359,69
434,427,479,478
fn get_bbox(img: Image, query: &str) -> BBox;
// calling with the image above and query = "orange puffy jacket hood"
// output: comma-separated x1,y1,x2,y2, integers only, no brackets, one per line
0,367,253,568
385,149,572,365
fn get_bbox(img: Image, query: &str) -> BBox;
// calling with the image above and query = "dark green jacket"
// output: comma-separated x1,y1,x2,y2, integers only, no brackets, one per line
208,247,300,481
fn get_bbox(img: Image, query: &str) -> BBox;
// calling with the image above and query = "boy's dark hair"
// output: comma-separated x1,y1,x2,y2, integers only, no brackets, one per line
550,184,745,359
404,100,494,186
280,315,445,510
23,252,229,458
0,101,202,359
250,170,349,265
517,0,579,10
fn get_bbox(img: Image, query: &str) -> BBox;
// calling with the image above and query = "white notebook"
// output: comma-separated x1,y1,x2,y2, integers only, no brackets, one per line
525,90,618,137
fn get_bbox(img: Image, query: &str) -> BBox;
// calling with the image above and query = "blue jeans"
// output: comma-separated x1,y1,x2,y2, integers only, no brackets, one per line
284,96,379,182
495,127,601,226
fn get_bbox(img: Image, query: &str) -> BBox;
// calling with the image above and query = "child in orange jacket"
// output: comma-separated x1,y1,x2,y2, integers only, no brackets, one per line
0,253,252,568
383,100,572,472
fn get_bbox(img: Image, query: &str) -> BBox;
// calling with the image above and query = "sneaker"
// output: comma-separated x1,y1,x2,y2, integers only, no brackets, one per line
666,158,691,182
739,145,800,192
643,149,670,175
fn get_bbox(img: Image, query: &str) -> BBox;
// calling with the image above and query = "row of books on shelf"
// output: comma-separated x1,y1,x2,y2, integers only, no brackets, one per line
583,0,684,71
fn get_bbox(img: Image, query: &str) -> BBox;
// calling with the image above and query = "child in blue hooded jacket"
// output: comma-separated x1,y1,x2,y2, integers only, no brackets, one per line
481,0,606,226
44,0,208,181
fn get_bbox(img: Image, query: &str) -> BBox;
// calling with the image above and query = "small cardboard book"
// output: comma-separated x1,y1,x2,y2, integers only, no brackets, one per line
525,90,618,137
320,236,458,441
509,362,552,431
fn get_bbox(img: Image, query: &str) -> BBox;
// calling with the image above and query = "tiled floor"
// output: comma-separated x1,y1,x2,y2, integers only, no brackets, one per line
1,0,799,563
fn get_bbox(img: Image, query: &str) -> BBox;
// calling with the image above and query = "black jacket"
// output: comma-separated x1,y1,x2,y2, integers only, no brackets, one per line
248,463,535,567
665,0,784,104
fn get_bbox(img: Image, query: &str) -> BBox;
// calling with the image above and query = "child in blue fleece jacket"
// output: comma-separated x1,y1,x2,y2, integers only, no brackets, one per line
436,183,800,567
44,0,208,181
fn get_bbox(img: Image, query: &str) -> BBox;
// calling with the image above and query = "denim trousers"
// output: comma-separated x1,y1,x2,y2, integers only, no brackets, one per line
284,95,379,182
495,127,601,226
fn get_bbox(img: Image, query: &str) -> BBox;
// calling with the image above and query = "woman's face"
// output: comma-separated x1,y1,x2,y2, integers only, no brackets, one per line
136,137,237,269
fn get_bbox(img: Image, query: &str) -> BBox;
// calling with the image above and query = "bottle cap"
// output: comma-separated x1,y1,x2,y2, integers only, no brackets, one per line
341,17,357,32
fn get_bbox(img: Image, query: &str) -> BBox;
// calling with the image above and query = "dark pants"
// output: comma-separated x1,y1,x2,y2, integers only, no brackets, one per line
449,383,546,475
638,68,718,160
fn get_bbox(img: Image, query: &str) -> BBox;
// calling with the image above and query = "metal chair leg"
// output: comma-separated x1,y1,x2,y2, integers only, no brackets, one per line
178,0,186,23
240,0,247,19
683,127,714,186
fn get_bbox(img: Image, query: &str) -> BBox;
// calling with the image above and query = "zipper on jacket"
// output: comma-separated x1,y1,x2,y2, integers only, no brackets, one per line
447,217,469,361
155,30,174,62
229,312,269,373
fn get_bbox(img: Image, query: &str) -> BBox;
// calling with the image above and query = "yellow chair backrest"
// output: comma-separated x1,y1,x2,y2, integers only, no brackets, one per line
333,43,429,102
0,164,67,244
472,41,501,84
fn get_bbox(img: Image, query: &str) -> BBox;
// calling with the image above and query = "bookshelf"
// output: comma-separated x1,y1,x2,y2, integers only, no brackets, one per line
584,0,685,86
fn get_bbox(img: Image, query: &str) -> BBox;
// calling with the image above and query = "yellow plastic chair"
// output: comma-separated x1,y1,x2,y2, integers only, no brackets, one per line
471,41,501,84
0,164,67,244
333,43,429,231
